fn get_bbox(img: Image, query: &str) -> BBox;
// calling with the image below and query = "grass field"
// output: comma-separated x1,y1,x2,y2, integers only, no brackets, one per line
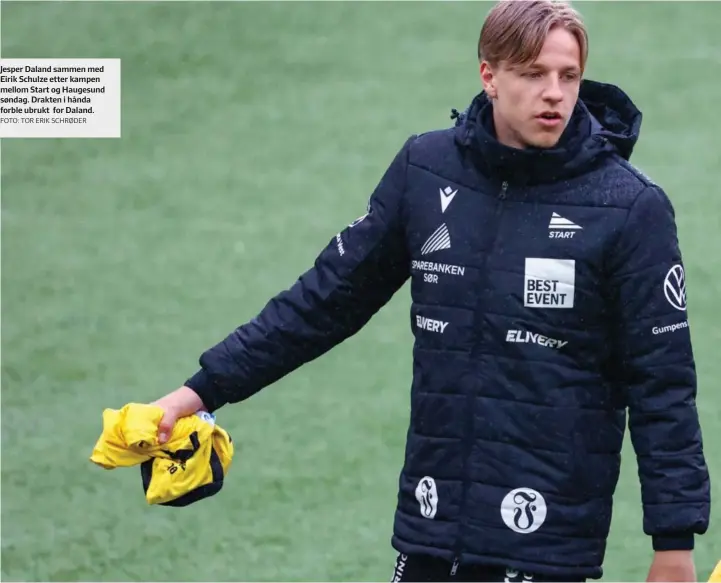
1,1,720,581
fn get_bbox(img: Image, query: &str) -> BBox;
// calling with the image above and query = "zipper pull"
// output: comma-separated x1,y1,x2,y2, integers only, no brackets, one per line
499,181,508,199
450,556,460,577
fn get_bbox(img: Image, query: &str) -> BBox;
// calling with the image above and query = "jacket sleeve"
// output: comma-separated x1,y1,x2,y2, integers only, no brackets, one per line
606,185,710,551
183,136,415,412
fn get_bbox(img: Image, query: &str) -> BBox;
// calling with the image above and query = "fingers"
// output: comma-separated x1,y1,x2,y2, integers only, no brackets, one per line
152,386,207,444
157,410,177,444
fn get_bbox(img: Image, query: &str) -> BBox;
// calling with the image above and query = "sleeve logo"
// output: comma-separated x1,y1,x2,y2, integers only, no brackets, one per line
348,213,368,228
663,265,686,311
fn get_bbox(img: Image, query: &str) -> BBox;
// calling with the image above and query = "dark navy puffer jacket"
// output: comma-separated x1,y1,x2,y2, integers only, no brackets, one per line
186,79,710,579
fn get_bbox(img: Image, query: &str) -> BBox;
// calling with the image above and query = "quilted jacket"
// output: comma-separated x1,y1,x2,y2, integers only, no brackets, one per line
186,79,710,579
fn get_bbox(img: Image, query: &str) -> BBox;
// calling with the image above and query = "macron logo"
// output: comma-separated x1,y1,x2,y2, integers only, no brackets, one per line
440,186,457,213
416,315,448,334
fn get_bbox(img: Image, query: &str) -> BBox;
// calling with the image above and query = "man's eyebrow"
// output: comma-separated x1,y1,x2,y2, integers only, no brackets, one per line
520,63,581,73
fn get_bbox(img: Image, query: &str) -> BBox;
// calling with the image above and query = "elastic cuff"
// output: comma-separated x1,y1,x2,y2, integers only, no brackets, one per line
652,533,695,551
184,369,225,413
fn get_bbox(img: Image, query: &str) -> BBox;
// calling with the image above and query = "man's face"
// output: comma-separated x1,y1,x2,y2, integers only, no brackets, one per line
481,27,582,150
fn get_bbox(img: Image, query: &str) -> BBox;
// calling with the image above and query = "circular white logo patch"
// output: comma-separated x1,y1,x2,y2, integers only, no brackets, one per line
664,265,686,311
500,488,547,534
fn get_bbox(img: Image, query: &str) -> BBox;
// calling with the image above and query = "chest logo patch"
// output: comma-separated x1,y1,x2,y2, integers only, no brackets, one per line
523,258,575,309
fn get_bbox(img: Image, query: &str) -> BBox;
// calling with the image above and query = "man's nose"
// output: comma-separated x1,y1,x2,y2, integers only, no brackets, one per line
543,76,564,103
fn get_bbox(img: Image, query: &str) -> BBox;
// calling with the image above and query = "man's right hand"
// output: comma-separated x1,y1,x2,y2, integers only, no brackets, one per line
645,550,697,582
151,386,207,443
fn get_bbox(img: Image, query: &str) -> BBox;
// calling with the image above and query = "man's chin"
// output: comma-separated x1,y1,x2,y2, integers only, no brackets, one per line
525,133,563,149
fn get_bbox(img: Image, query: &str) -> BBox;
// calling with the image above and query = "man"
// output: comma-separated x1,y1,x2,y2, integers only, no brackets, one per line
150,1,710,581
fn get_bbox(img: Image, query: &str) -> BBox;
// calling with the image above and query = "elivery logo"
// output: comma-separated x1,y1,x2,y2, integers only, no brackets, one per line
415,315,448,334
506,329,567,349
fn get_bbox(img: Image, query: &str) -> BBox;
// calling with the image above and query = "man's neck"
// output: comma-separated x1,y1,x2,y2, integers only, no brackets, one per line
491,108,527,150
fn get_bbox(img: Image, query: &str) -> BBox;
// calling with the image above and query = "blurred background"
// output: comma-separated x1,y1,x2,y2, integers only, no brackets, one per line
1,1,719,581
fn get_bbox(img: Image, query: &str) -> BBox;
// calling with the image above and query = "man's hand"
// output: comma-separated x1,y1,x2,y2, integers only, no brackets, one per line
646,550,696,582
151,386,207,443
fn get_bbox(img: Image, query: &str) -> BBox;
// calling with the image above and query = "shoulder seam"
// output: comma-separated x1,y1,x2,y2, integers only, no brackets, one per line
614,157,658,189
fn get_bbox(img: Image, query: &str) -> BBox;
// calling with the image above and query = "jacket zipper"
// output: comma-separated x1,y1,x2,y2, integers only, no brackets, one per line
451,179,509,573
450,556,460,576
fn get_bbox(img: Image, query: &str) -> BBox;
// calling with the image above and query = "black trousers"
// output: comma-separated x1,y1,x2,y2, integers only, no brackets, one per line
390,554,587,583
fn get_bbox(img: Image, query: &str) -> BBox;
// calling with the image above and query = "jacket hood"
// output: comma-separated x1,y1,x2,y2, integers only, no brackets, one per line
452,79,642,184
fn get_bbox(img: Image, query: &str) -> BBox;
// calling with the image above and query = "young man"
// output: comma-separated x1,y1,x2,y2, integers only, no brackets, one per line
151,1,710,581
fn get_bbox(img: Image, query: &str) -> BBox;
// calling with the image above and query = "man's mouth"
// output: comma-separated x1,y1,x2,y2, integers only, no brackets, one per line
537,112,562,120
536,112,563,128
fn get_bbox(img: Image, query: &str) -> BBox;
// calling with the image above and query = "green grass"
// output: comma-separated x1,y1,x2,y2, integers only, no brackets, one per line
2,2,720,581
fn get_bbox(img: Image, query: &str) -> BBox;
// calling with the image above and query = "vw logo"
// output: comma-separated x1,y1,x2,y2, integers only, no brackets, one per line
664,265,686,311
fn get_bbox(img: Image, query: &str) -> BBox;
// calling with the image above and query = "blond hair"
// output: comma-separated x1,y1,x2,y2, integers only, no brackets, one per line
478,0,589,71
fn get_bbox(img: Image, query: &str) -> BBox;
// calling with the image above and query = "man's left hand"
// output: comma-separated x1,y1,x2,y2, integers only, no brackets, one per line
646,550,696,582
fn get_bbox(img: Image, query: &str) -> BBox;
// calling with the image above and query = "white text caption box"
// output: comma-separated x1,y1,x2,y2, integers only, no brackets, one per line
0,58,121,138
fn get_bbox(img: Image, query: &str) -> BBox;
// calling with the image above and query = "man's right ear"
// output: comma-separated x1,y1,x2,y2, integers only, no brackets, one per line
480,61,497,99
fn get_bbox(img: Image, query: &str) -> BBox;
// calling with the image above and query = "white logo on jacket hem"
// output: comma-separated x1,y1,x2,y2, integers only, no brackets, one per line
500,488,547,534
524,258,575,308
504,569,534,583
664,265,686,311
392,554,408,582
440,186,458,213
415,476,438,519
421,224,451,255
